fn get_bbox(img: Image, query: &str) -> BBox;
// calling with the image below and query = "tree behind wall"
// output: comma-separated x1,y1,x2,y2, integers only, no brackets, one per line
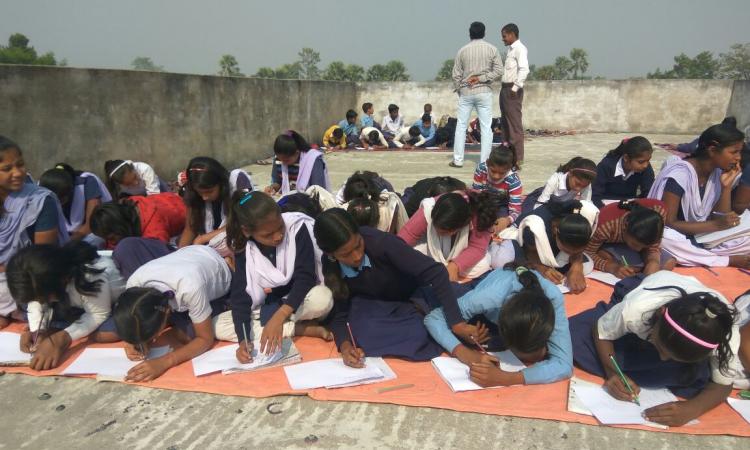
435,59,454,81
647,51,718,79
218,54,243,77
367,60,410,81
0,33,58,65
131,56,164,72
569,48,589,79
297,47,321,80
322,61,365,82
719,43,750,80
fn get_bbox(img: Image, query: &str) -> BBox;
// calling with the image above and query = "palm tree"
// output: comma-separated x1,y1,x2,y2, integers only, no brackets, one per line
569,48,589,80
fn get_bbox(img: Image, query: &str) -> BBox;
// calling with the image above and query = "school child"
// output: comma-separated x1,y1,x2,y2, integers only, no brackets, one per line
359,127,389,150
648,123,750,268
402,176,466,217
569,271,741,427
424,265,572,386
0,136,68,328
265,130,331,196
89,193,186,277
472,145,523,231
523,157,597,212
392,126,426,149
398,190,502,281
513,199,598,293
413,114,437,148
336,171,406,233
277,192,323,219
38,163,112,244
313,208,480,366
7,241,126,369
322,125,347,150
584,199,673,277
211,191,334,362
675,117,740,155
178,157,253,250
335,170,396,205
338,110,360,146
104,159,168,199
347,198,380,227
732,141,750,214
422,103,435,124
360,102,376,129
381,104,403,139
591,137,655,207
734,291,750,388
112,244,232,382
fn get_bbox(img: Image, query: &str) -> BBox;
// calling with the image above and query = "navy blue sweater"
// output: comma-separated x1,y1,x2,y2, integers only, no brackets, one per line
592,154,655,207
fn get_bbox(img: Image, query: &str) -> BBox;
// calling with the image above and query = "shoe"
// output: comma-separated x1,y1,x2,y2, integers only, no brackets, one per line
448,161,463,168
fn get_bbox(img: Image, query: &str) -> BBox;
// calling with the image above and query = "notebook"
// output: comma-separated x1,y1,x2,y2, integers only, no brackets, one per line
0,332,31,366
585,271,622,286
62,346,171,381
431,351,526,392
696,210,750,248
727,397,750,424
284,358,387,390
326,357,396,389
191,339,300,376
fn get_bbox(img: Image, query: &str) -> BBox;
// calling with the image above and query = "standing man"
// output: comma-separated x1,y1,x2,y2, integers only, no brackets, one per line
450,21,503,168
499,23,530,164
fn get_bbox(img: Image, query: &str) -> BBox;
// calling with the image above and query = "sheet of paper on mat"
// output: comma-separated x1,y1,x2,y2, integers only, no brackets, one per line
432,351,526,393
556,284,571,294
586,271,622,286
0,332,32,366
62,346,171,380
326,358,396,388
727,398,750,424
191,339,300,376
284,358,386,390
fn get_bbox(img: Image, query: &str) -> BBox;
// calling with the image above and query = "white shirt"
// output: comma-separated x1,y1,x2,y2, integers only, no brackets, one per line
359,127,389,147
120,162,162,196
535,172,592,207
381,115,404,134
597,271,742,386
393,127,426,148
27,255,126,340
502,40,530,92
614,157,635,181
127,245,231,324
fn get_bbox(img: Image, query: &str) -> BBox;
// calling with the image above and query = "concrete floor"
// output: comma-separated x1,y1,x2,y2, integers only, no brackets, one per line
4,133,748,450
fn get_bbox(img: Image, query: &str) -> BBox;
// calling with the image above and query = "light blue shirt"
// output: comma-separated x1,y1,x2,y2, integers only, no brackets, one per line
413,121,436,142
360,115,374,129
424,269,573,385
338,119,359,137
339,254,372,278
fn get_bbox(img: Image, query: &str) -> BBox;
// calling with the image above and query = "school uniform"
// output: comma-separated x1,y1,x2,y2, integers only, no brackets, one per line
424,269,573,384
125,245,232,338
127,193,186,243
60,173,112,245
412,120,437,147
569,271,742,398
328,227,461,360
381,114,404,138
472,163,523,221
322,125,347,149
522,172,592,212
217,213,333,342
338,119,360,145
271,150,331,195
591,154,655,207
0,184,69,317
118,161,168,197
359,127,389,147
360,114,375,129
26,255,126,339
731,292,750,388
392,127,426,149
200,169,252,234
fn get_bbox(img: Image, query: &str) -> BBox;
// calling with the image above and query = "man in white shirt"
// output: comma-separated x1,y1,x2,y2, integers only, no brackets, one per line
393,126,426,149
381,104,404,139
500,23,530,163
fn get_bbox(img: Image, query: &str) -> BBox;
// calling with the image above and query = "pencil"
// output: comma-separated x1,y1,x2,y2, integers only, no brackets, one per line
31,311,45,352
242,323,251,356
621,255,629,267
138,343,147,361
738,268,750,277
346,322,357,348
703,266,719,277
470,335,489,355
378,384,415,394
609,354,640,406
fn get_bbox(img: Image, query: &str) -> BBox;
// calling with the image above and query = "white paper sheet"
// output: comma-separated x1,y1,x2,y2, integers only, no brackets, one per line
696,210,750,246
586,271,622,286
326,357,396,388
191,340,289,377
572,384,678,425
557,284,571,294
0,332,31,366
62,346,170,378
727,397,750,424
284,358,385,390
431,352,526,393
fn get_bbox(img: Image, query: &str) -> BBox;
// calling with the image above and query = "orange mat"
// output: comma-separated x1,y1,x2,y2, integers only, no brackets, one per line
3,268,750,436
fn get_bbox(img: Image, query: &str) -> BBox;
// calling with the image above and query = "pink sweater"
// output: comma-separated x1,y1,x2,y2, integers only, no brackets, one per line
397,207,492,273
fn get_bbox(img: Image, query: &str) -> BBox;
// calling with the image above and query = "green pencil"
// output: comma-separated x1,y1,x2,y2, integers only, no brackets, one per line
609,354,639,406
621,255,629,267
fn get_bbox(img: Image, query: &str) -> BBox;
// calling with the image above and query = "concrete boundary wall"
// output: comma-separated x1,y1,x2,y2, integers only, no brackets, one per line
1,65,748,179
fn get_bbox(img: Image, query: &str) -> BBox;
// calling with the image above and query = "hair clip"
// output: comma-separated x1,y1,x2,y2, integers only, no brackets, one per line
55,164,65,170
622,137,630,144
515,266,529,276
705,308,717,319
163,290,175,299
189,167,208,172
239,192,253,205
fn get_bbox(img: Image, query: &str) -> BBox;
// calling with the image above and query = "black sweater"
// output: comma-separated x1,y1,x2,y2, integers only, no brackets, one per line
592,154,655,207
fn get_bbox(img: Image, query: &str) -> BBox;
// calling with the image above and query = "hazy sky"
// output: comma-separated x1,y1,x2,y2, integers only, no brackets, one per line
2,0,749,80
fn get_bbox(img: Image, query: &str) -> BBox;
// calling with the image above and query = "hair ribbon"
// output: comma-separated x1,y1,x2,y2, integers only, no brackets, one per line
664,307,718,349
239,191,253,205
109,160,132,178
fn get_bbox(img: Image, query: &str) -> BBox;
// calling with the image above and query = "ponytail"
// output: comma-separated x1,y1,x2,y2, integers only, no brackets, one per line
113,287,171,345
487,145,519,171
605,136,653,159
313,209,359,302
39,166,77,203
273,130,311,157
225,191,280,251
690,123,745,161
432,190,505,233
498,264,555,353
343,171,381,203
547,199,592,248
347,197,380,227
619,200,663,246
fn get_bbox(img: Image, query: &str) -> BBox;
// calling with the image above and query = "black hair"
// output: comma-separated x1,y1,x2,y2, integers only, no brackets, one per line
556,157,597,183
498,265,555,353
432,190,504,232
502,23,520,37
0,136,23,218
347,197,380,227
226,191,281,250
367,130,380,145
278,192,323,219
547,199,592,248
184,156,231,235
618,200,664,246
362,102,373,113
39,164,79,205
273,130,310,157
469,21,485,39
345,109,358,120
690,123,745,161
722,116,738,128
313,208,360,302
606,136,653,160
6,241,104,320
408,126,421,138
388,104,399,113
343,171,381,203
645,286,735,375
404,176,468,217
332,128,344,139
89,202,142,242
487,145,519,171
421,114,432,124
112,287,170,345
104,159,136,198
424,103,432,111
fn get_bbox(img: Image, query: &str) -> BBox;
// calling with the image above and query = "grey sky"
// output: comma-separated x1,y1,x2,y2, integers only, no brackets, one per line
2,0,749,80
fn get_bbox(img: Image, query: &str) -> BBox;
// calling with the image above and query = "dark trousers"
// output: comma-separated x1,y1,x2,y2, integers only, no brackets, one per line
499,85,525,162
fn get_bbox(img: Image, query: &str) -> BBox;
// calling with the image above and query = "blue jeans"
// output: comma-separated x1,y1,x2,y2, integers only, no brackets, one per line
453,92,493,166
